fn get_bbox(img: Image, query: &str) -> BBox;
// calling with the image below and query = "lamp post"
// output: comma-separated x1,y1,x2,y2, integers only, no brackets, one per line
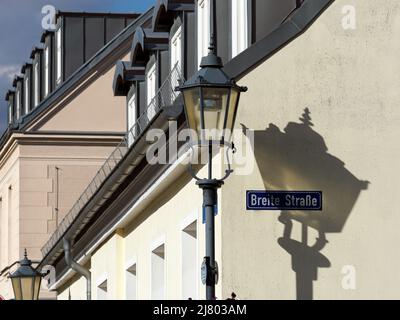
177,0,247,300
8,249,44,300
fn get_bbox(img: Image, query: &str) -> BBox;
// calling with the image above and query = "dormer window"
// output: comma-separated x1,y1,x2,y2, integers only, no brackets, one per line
34,62,40,107
44,45,50,97
128,92,136,146
16,88,21,120
56,27,62,85
8,102,12,124
232,0,249,57
197,0,210,68
147,64,157,120
24,77,29,114
170,26,182,93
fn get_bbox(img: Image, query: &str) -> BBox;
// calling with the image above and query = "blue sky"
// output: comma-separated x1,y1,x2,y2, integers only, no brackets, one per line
0,0,154,135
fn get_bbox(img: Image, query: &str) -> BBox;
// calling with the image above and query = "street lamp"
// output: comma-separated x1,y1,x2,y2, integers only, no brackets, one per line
8,249,44,300
176,0,247,300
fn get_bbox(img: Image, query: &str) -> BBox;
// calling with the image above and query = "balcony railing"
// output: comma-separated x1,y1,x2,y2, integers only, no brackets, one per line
41,64,184,257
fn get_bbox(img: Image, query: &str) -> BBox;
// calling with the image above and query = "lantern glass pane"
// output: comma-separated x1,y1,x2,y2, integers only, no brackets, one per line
201,87,230,140
224,88,240,141
183,88,202,138
34,276,42,300
11,277,22,300
21,277,34,300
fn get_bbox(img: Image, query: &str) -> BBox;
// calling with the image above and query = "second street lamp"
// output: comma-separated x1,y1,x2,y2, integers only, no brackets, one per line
8,249,45,300
176,0,247,300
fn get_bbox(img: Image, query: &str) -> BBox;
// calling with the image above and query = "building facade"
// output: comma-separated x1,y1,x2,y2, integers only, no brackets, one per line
0,12,141,299
3,0,400,300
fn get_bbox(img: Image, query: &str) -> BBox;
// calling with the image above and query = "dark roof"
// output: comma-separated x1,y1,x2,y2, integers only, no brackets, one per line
12,76,23,87
40,30,54,43
130,27,169,66
152,0,195,31
113,61,146,96
21,63,32,74
5,90,15,101
56,11,141,19
0,7,154,152
30,47,43,59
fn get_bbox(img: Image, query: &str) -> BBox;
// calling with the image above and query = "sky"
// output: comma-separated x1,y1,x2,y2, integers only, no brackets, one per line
0,0,154,135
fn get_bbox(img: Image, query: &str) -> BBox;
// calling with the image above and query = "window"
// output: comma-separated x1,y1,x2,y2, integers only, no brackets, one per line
56,28,62,84
16,89,21,119
44,46,50,97
34,62,39,107
126,263,137,300
232,0,249,57
97,279,108,300
171,26,182,91
182,221,198,300
146,64,157,121
151,244,165,300
127,93,136,146
24,77,29,114
197,0,210,68
8,103,12,124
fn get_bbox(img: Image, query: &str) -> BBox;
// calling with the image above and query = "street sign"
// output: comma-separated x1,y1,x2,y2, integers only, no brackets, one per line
246,191,322,211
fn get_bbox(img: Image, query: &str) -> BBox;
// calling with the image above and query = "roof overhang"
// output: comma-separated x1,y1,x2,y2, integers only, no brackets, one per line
21,63,32,74
152,0,195,32
113,61,146,96
5,90,15,101
40,30,54,43
12,76,23,87
30,47,43,59
130,27,169,66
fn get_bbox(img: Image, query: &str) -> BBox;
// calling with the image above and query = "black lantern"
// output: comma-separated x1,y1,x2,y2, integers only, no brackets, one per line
8,249,43,300
177,51,247,146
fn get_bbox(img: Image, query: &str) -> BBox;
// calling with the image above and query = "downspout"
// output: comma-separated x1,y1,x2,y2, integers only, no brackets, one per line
63,238,91,300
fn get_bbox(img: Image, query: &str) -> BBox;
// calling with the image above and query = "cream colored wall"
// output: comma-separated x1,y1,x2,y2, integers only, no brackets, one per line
0,142,116,299
58,277,86,300
58,160,224,300
18,144,116,261
221,0,400,299
38,53,130,132
0,146,20,300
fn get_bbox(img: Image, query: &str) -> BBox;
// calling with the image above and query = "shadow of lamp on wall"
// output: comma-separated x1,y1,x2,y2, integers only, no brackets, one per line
243,108,369,300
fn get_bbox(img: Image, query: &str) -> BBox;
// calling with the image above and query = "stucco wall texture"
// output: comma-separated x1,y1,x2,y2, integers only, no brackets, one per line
222,0,400,299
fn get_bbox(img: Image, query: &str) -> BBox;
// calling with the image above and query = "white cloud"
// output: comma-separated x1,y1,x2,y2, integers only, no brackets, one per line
0,65,19,81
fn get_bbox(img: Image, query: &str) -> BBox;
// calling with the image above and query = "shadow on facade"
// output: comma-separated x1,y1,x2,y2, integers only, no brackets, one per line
242,108,369,300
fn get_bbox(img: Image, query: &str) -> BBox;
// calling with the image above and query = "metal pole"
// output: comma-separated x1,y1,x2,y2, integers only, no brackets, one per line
209,0,217,55
197,144,222,300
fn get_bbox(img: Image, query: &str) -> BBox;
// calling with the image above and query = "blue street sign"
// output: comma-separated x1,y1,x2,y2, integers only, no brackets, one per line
246,191,322,211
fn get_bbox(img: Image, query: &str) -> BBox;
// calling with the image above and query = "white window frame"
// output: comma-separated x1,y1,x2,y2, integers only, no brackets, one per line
197,0,210,68
34,62,39,107
8,103,12,124
56,28,62,84
96,275,108,300
181,219,198,300
44,45,50,97
125,260,137,300
232,0,249,57
16,88,21,119
128,93,136,146
146,64,157,121
171,25,182,87
24,77,29,114
151,243,166,300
